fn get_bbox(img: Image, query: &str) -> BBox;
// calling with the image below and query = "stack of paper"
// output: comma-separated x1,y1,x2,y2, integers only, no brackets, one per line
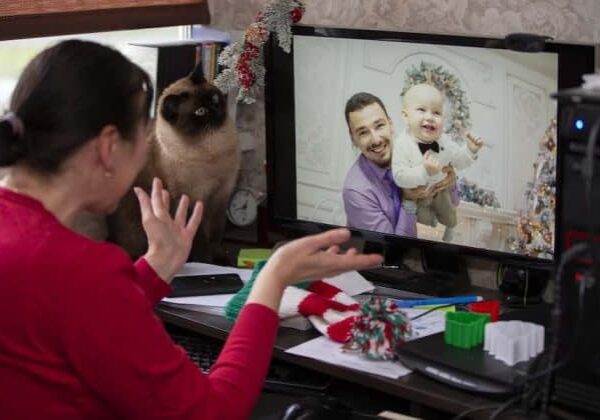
286,337,412,379
161,294,234,316
162,293,311,329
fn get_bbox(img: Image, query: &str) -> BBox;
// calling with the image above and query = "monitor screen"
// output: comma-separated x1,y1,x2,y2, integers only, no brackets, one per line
265,26,595,264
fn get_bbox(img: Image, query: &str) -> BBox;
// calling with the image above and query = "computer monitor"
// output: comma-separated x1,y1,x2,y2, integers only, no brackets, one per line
265,25,594,276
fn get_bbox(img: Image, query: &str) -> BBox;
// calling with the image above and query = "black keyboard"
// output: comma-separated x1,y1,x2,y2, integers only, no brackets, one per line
170,333,331,395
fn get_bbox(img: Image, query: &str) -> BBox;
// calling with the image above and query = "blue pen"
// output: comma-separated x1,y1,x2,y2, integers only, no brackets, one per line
394,296,483,308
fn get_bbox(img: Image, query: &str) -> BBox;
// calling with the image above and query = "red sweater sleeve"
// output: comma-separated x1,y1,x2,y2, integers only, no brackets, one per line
133,256,172,305
58,245,279,419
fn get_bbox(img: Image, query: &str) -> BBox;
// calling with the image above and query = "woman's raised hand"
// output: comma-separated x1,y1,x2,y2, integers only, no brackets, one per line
246,228,383,312
261,228,383,288
134,177,203,282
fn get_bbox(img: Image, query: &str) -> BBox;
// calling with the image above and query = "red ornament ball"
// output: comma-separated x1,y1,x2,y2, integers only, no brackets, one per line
290,6,304,23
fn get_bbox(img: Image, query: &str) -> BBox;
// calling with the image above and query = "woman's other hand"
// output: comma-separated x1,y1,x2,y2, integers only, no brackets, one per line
134,177,203,283
247,228,383,312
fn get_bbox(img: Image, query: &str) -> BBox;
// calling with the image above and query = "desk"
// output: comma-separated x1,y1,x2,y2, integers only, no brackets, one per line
157,286,508,419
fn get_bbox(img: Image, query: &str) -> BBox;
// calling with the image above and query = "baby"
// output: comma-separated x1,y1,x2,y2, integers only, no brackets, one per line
391,83,484,241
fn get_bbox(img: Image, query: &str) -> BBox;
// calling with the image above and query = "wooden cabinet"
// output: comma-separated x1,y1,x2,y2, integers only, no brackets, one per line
0,0,209,40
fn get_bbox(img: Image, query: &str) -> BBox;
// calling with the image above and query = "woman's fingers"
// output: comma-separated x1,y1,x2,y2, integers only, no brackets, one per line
185,201,204,235
326,245,340,254
174,194,190,227
316,252,383,279
299,228,351,253
151,177,167,219
162,189,170,215
134,186,153,223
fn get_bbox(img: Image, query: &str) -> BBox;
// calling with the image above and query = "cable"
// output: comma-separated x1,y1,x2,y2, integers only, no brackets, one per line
420,247,428,272
450,404,499,420
489,394,522,420
409,303,457,320
540,265,589,411
513,242,589,413
519,277,587,385
496,263,503,288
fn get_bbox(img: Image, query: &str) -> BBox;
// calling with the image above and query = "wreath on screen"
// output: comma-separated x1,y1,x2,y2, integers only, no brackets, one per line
401,62,471,141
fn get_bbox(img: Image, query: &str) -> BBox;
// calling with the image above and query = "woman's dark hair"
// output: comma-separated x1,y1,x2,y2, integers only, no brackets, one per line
0,40,154,173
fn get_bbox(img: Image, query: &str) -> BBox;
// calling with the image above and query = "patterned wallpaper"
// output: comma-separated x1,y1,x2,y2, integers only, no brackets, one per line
209,0,600,43
208,0,598,290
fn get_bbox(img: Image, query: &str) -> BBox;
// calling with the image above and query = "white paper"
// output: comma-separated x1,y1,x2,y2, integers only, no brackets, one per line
176,262,254,283
323,271,374,296
286,336,411,379
162,294,235,307
160,303,226,316
404,307,447,340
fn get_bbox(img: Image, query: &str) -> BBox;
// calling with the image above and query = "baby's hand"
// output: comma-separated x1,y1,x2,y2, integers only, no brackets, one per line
466,132,484,154
423,151,443,176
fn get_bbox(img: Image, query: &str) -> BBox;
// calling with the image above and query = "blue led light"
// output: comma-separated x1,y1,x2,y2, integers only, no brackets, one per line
575,119,585,130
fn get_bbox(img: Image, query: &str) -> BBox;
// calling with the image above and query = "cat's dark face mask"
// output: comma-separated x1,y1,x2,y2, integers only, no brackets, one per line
159,64,227,138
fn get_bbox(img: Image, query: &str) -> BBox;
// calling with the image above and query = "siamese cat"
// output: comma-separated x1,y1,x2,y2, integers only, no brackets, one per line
108,64,240,263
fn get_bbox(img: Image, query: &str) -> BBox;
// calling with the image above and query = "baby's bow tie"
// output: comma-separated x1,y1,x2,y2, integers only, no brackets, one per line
418,141,440,155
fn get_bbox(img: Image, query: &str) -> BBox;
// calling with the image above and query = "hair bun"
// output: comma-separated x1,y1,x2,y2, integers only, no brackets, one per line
0,119,24,166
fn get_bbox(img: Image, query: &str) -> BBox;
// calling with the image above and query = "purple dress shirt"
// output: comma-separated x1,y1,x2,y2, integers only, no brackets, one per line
342,154,417,237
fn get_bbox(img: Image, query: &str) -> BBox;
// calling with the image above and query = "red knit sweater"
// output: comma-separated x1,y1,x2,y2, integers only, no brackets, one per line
0,187,279,419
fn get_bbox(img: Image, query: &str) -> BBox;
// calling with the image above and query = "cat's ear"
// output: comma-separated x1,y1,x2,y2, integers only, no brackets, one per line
160,94,182,123
189,63,206,85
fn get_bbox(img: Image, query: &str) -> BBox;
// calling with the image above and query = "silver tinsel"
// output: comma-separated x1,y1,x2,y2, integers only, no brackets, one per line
263,0,300,53
214,0,305,104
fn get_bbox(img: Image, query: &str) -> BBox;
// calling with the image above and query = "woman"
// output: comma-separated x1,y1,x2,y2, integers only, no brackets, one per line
0,40,382,419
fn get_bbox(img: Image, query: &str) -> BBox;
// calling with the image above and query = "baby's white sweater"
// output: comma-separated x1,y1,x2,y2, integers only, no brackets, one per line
392,131,476,189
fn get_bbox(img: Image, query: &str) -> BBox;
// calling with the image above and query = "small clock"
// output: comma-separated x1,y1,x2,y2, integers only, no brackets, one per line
227,188,258,227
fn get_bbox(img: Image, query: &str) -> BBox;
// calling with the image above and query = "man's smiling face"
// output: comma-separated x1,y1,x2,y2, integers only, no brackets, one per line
348,103,393,168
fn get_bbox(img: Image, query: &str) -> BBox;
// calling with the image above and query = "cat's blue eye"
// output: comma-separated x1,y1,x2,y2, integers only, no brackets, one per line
195,107,208,116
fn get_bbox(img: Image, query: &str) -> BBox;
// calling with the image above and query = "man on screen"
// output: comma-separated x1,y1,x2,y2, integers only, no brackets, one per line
342,92,457,237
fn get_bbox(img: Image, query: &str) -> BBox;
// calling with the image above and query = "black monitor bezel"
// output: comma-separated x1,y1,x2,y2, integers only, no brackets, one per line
265,25,595,268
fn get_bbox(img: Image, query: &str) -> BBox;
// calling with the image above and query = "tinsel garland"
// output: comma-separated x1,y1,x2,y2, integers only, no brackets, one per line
343,297,412,361
457,177,501,208
214,0,305,103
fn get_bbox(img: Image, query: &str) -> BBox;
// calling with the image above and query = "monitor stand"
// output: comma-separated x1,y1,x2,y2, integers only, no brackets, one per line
359,241,471,297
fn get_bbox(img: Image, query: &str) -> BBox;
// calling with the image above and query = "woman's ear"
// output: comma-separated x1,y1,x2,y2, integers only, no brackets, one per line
95,125,120,174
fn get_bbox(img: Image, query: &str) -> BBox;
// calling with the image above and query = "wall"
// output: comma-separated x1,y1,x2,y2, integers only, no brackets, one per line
212,1,598,289
210,0,600,42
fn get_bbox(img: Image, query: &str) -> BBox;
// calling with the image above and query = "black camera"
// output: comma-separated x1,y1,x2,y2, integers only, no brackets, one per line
504,33,552,53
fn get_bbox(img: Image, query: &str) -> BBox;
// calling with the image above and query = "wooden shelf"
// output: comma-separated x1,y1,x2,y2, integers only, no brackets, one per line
0,2,210,41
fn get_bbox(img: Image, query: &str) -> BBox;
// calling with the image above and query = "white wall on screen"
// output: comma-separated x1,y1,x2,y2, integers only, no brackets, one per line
294,36,557,236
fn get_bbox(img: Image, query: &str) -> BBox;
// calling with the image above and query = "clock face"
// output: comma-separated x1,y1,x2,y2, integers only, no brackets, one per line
227,189,258,227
